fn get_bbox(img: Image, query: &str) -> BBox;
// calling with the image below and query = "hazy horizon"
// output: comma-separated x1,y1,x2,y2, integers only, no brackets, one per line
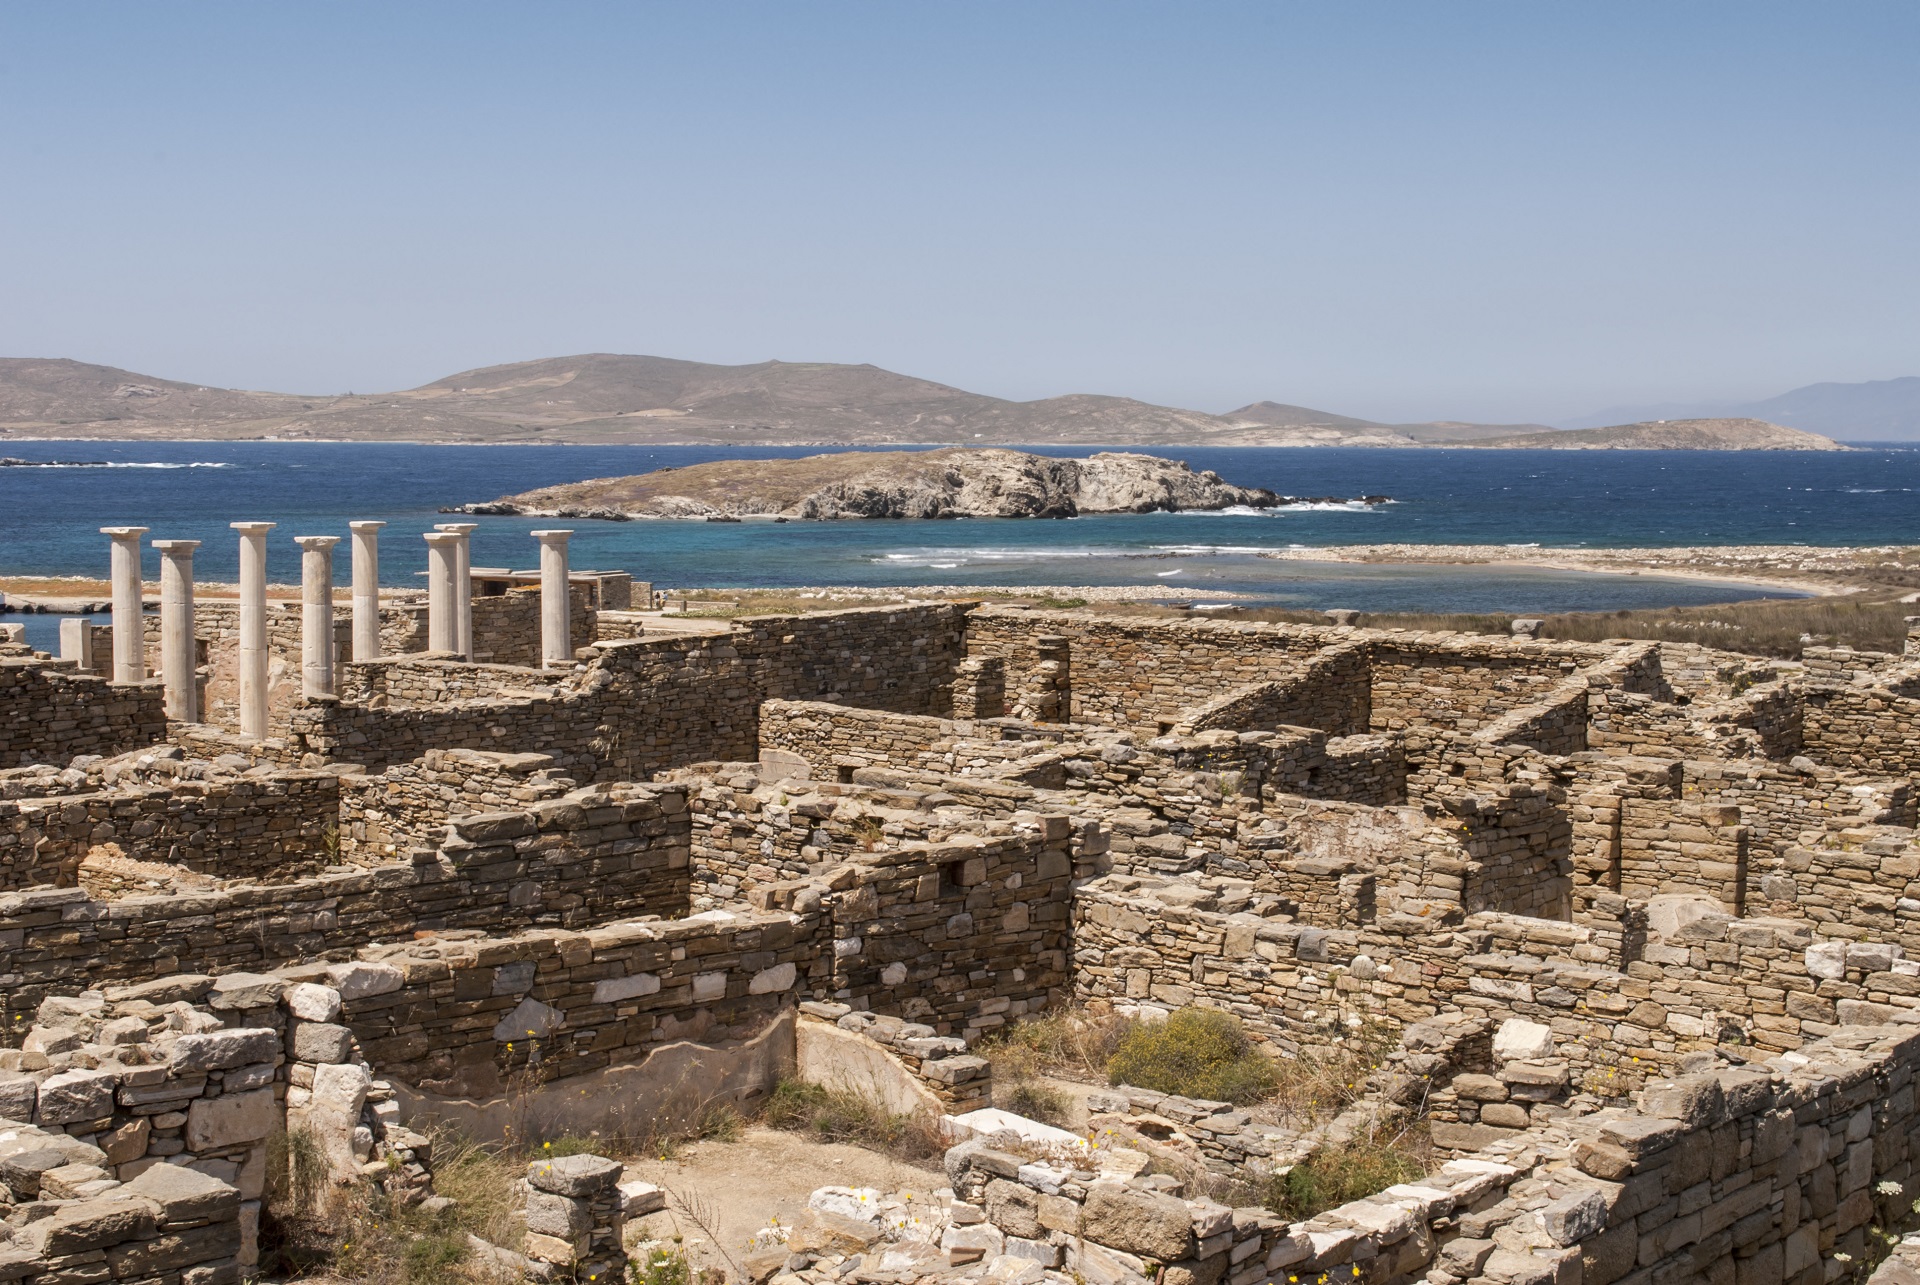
2,2,1915,425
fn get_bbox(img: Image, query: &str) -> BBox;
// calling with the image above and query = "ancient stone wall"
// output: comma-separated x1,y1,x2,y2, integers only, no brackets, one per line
755,699,1069,782
1173,641,1371,737
963,609,1326,732
0,770,343,889
470,582,595,667
311,911,819,1095
1802,683,1920,775
297,603,969,775
0,660,166,768
336,747,577,859
0,783,690,1020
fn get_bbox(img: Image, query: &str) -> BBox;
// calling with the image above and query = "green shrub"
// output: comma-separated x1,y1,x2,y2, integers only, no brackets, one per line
1105,1009,1277,1104
1265,1137,1428,1220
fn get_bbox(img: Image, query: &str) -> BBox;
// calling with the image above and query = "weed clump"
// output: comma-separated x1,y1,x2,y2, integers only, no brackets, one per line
763,1078,942,1159
1265,1134,1430,1220
1105,1009,1277,1105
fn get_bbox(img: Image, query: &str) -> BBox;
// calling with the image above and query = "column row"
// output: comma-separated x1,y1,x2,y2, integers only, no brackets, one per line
92,524,576,738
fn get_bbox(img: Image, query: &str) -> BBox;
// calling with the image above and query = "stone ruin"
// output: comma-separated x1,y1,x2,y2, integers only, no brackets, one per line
5,524,1920,1285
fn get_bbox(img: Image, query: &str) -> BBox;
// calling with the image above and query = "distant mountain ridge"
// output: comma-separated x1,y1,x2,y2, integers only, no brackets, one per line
1566,375,1920,440
0,353,1862,449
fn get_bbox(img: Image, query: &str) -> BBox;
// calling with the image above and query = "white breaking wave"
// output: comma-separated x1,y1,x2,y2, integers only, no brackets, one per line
14,461,236,469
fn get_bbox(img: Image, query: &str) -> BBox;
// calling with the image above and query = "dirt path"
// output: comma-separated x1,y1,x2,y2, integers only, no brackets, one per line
619,1127,947,1275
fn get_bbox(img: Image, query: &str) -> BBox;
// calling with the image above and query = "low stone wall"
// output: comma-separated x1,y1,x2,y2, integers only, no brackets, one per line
298,602,970,775
303,909,820,1096
0,783,691,1020
799,1002,992,1114
755,699,1070,781
824,818,1077,1042
0,769,344,888
1173,641,1371,738
0,660,166,768
470,582,595,667
337,746,576,858
1803,682,1920,775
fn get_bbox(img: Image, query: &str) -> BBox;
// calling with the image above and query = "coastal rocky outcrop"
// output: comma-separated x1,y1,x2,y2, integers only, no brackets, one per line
451,447,1309,519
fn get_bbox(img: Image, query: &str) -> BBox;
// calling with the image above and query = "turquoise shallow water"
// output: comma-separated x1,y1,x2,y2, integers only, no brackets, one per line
4,440,1916,651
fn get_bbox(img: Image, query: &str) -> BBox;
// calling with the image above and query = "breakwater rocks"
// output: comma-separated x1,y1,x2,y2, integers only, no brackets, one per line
449,447,1333,520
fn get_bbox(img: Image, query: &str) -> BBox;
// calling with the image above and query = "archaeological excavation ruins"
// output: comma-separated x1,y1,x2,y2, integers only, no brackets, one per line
3,519,1920,1285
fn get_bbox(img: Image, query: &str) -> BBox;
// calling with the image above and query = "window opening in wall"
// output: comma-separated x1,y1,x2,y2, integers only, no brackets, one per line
940,860,965,897
837,765,855,784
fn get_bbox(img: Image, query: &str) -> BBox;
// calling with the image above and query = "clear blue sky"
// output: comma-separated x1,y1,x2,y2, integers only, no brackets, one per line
1,2,1915,423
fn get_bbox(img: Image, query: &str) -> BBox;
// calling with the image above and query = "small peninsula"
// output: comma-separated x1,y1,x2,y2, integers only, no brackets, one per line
1454,417,1848,451
451,447,1332,519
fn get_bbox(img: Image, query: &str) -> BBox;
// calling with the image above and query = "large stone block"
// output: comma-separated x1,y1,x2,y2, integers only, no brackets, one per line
187,1088,278,1150
291,1022,354,1064
169,1028,280,1073
326,961,404,1001
37,1068,117,1125
125,1162,241,1225
527,1153,622,1198
1082,1183,1193,1261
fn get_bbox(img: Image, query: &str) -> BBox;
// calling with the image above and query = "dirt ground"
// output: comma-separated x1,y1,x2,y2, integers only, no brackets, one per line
620,1127,947,1275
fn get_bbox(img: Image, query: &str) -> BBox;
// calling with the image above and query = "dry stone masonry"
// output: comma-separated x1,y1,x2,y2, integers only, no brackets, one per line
7,540,1920,1285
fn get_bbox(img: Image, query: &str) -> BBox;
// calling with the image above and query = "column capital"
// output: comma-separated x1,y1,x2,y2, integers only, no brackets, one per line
100,526,149,539
348,520,387,533
531,529,574,543
151,539,201,553
433,521,478,535
230,521,276,535
294,535,341,551
423,530,462,545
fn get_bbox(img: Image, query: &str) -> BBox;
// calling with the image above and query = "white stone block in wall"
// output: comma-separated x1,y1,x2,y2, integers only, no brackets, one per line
749,963,796,994
692,972,727,1002
592,973,661,1004
326,961,404,1001
286,983,343,1023
1491,1018,1554,1063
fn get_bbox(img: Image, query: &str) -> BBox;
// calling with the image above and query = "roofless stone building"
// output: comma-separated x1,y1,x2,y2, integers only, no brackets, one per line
0,520,1919,1285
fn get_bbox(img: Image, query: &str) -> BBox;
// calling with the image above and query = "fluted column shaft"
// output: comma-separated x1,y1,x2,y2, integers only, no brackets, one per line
349,521,385,662
100,527,149,684
434,522,476,660
152,539,200,722
532,530,573,669
423,532,461,654
231,522,275,738
295,536,340,699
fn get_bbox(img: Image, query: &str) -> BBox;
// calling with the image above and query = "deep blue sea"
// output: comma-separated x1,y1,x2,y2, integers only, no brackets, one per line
4,440,1916,650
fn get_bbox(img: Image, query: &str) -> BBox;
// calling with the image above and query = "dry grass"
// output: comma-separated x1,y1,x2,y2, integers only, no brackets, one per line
1105,1009,1278,1105
761,1078,944,1160
1263,1019,1401,1128
1264,1125,1433,1221
978,1007,1137,1084
260,1127,525,1285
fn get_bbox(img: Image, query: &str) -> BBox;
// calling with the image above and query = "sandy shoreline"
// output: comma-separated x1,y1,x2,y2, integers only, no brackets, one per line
4,542,1911,613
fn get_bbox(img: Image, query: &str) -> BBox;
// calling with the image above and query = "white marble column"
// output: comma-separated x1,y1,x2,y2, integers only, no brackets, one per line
295,536,340,699
532,529,572,669
349,521,385,662
433,522,477,660
423,532,461,655
100,527,150,684
230,522,275,738
151,539,200,722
